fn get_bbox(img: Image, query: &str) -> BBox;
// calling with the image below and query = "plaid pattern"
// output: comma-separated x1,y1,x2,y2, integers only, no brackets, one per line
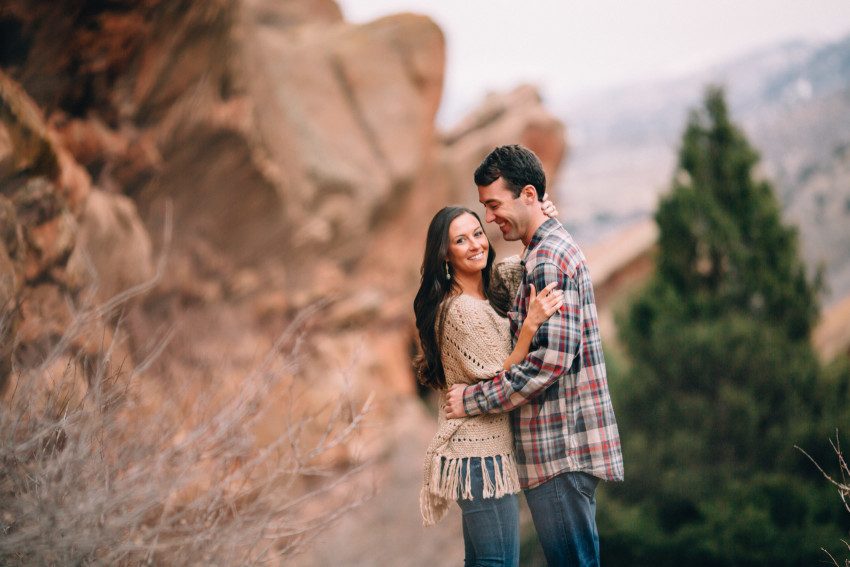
463,218,624,488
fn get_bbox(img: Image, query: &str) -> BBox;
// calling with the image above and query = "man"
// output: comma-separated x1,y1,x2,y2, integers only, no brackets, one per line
445,144,623,567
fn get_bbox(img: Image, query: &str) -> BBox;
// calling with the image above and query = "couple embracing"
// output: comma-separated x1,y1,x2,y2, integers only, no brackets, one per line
414,145,624,567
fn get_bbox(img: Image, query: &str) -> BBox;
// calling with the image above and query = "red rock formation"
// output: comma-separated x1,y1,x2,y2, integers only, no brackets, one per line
584,218,657,341
0,68,152,394
0,0,574,440
437,84,568,257
0,1,572,561
813,294,850,360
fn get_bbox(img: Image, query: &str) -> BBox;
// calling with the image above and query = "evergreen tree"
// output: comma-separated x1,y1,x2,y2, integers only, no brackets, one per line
601,87,847,566
650,86,818,341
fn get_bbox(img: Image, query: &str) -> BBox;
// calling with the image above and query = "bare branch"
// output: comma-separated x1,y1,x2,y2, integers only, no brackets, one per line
796,431,850,565
0,269,372,566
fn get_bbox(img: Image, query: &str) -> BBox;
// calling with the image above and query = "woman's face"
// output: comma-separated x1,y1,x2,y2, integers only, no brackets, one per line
446,213,489,277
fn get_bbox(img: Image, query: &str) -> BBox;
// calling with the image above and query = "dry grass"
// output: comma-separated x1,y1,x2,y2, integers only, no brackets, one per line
0,298,373,566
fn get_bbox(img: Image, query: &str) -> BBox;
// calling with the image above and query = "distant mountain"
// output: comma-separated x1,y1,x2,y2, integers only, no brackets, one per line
556,34,850,305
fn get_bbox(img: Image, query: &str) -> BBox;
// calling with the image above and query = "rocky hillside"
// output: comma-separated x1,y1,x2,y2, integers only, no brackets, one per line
0,0,567,402
0,1,567,563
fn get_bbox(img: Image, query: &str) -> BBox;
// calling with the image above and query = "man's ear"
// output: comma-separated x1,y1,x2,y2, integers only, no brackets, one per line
521,184,538,204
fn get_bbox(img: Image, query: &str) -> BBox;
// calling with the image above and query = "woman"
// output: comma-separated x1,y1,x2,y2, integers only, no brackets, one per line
414,204,562,567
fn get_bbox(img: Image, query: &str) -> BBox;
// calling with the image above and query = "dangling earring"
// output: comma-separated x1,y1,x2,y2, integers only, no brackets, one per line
445,262,451,280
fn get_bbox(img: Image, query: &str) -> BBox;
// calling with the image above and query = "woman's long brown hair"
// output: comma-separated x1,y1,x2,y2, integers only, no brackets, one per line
413,207,495,390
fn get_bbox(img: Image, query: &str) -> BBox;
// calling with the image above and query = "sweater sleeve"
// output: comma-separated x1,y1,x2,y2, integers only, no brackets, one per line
462,261,578,415
440,298,508,386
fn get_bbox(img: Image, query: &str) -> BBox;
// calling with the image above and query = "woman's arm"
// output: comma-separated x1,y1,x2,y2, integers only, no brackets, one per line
504,191,558,358
503,282,562,370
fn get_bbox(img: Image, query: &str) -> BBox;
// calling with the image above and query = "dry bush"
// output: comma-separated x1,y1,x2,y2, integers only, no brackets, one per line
0,298,373,566
797,432,850,567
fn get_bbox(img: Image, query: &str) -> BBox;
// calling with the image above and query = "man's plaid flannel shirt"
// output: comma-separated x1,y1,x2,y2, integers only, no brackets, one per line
462,218,624,488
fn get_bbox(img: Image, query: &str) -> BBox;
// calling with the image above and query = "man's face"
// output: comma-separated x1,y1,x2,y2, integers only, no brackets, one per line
478,177,529,243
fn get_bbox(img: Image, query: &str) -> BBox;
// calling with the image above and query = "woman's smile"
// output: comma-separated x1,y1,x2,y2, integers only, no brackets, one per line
446,213,491,279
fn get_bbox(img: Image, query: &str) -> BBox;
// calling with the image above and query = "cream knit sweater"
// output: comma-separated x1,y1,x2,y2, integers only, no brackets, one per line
420,258,523,526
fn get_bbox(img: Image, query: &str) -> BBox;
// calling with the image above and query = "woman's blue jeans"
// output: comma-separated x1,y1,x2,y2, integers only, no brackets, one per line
456,456,520,567
524,471,600,567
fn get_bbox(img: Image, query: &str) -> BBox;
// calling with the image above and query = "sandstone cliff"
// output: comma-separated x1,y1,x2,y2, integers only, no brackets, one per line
0,1,567,563
0,0,570,394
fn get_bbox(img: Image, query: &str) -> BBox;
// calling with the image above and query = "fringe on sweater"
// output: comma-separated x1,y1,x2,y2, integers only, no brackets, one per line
420,452,521,527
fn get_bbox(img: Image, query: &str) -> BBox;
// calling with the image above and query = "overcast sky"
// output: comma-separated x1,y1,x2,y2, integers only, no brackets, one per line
337,0,850,125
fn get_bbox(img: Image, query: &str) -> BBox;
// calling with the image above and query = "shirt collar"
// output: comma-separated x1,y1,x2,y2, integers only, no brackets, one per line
521,218,560,265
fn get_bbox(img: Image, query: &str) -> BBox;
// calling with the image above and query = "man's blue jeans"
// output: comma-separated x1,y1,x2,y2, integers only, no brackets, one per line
456,456,520,567
524,471,600,567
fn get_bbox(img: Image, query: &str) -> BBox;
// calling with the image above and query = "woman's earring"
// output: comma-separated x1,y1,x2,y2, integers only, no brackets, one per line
445,262,451,280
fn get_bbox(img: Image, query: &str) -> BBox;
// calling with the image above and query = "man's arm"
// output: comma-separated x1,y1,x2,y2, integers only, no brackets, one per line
445,280,563,418
451,262,580,418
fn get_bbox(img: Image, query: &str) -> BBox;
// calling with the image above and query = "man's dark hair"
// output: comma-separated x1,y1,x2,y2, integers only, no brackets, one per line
474,144,546,201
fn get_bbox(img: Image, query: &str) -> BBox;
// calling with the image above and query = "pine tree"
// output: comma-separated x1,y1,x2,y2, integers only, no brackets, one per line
652,86,818,340
602,87,846,566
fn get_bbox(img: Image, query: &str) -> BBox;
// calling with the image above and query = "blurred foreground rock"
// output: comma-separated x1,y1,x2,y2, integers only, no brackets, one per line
4,1,849,562
0,69,150,395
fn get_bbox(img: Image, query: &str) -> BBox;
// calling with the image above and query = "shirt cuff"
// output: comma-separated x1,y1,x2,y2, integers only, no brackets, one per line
462,383,483,416
462,370,506,416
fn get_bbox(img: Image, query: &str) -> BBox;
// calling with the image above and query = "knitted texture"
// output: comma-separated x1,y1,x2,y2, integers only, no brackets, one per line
420,292,521,526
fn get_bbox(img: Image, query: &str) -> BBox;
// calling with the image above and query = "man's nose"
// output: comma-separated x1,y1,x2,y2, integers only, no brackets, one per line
485,208,495,223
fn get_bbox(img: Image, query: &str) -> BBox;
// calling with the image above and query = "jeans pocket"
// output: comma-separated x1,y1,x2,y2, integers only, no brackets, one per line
570,471,599,498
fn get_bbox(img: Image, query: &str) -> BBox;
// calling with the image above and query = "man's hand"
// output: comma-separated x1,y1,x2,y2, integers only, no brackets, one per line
445,384,468,419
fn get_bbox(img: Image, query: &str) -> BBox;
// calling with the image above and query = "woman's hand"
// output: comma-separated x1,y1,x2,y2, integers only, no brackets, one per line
525,282,563,330
502,281,563,371
542,193,558,218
